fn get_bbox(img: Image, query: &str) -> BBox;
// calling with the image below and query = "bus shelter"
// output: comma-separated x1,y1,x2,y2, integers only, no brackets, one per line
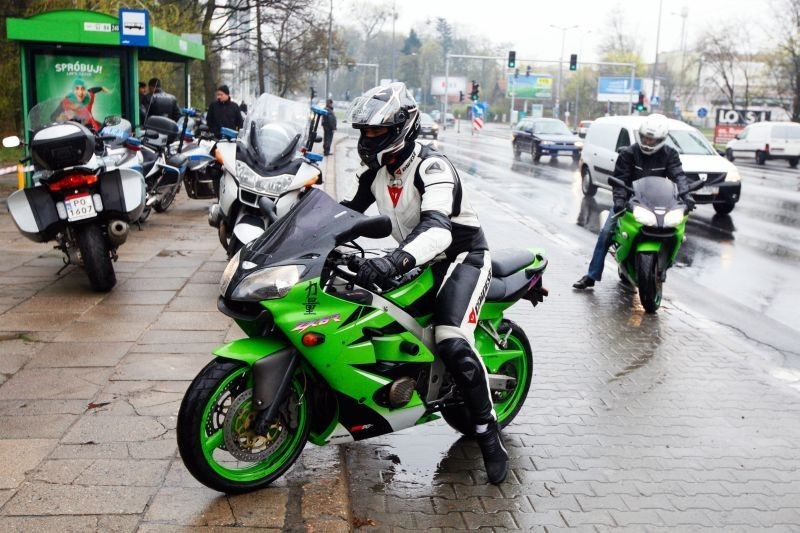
6,8,205,137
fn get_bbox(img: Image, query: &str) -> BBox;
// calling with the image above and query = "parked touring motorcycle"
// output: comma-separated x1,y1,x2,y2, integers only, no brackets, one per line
177,110,228,200
3,99,145,291
137,114,188,222
608,176,705,312
208,93,326,257
177,187,548,493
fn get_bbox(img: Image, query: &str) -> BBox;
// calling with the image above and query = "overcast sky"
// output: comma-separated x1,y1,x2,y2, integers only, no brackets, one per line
341,0,777,64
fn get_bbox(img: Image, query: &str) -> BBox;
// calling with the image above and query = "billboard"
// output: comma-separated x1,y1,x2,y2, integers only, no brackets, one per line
714,125,745,145
597,77,643,102
508,75,552,99
34,54,122,131
715,108,771,125
430,76,467,96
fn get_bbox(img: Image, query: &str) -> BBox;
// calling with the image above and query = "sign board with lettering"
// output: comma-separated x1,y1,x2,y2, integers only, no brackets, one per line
430,76,467,96
508,75,553,99
715,108,771,125
714,125,745,145
119,9,149,47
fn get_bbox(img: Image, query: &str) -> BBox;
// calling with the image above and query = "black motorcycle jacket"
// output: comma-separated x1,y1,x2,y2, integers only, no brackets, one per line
341,141,488,269
143,90,181,122
611,144,689,204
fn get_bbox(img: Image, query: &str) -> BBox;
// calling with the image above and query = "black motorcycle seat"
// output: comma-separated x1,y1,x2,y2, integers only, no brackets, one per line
166,153,188,168
487,270,532,302
491,249,535,278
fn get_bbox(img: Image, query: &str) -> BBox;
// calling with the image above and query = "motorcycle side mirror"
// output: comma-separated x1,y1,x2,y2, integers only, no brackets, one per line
220,127,238,140
734,134,741,140
2,136,21,148
315,134,323,143
311,106,329,116
616,146,627,154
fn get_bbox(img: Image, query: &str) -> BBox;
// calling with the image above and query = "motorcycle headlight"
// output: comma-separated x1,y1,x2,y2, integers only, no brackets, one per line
219,250,241,296
236,161,294,196
230,264,306,301
663,208,686,228
725,168,741,182
632,205,657,226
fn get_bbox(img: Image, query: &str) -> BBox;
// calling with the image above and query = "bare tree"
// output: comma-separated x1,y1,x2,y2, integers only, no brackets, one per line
696,22,757,111
772,0,800,120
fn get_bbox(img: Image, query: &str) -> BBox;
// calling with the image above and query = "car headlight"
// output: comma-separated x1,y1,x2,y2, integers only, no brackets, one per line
574,141,584,148
632,205,657,226
230,264,305,301
663,208,686,228
540,141,551,147
725,168,741,182
219,250,241,296
432,124,439,130
236,161,294,196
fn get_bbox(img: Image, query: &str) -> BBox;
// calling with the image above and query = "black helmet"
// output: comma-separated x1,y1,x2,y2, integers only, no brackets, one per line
346,82,420,169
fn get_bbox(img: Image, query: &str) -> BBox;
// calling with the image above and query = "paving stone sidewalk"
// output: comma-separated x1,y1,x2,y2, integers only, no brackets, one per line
333,135,800,532
0,157,350,531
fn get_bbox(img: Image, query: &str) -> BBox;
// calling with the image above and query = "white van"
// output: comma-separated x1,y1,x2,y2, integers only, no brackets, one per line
580,115,742,215
724,121,800,167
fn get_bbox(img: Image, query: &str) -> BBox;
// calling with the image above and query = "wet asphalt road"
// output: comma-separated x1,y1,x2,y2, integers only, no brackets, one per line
432,125,800,357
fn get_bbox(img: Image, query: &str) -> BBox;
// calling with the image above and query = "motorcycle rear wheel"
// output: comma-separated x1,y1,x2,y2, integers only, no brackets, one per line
75,223,116,292
177,358,309,494
441,320,532,436
155,181,182,213
636,252,661,313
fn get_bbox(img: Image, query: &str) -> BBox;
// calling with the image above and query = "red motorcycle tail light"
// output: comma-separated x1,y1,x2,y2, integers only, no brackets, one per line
47,173,98,191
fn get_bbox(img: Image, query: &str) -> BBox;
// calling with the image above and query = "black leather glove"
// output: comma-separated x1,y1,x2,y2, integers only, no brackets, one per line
355,249,415,288
613,197,626,213
681,193,696,212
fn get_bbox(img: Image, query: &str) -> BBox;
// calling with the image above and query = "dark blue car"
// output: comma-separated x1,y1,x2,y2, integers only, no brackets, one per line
512,118,583,162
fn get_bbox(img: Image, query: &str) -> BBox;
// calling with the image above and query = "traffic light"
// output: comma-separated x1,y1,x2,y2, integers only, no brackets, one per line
310,86,317,100
525,65,531,77
459,90,464,102
470,81,480,101
507,50,516,68
569,54,578,71
635,91,646,111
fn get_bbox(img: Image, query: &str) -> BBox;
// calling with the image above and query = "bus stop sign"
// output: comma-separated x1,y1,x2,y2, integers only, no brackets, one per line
119,9,149,46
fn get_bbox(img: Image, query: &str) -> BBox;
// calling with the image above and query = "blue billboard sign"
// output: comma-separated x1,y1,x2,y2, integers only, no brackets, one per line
597,77,643,103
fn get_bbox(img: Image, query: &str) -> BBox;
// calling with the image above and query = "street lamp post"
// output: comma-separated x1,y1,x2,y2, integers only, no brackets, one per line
325,0,333,99
651,0,664,105
390,0,397,81
551,24,578,120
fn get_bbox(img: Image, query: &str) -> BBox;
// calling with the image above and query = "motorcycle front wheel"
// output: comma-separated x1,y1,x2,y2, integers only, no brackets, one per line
177,359,309,494
75,223,116,292
154,181,181,213
636,252,661,313
441,320,532,436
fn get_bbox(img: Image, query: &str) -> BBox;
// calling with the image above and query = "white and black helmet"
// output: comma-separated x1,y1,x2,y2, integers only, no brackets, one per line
346,82,420,169
637,113,670,155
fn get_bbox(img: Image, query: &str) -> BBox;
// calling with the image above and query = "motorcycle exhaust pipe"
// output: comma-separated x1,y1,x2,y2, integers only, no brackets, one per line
108,220,130,247
146,194,159,207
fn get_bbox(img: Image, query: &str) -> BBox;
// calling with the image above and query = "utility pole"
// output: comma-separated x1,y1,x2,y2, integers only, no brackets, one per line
551,24,578,120
390,0,397,81
325,0,333,99
651,0,664,105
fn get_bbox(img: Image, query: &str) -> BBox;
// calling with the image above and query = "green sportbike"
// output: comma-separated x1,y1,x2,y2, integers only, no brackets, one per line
177,187,548,493
608,176,704,313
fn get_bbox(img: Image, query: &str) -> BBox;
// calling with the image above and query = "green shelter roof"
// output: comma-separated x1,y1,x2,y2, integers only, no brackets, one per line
6,9,204,61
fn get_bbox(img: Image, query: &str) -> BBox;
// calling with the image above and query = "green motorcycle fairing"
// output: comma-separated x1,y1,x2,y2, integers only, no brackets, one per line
214,188,546,446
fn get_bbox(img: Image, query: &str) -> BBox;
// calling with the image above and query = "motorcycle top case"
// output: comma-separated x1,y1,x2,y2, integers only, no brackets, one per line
99,168,146,222
6,186,61,242
30,123,95,171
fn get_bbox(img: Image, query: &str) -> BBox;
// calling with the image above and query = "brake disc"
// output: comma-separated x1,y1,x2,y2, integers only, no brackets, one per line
223,389,287,462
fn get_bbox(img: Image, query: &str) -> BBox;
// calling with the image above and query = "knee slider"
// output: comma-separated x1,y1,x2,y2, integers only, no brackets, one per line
437,338,484,388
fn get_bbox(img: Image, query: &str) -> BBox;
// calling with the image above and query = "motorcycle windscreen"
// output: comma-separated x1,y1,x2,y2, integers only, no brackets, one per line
632,176,680,210
241,94,309,169
238,188,385,279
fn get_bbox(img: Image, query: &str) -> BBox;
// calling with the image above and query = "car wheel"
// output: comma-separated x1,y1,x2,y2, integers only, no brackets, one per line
789,157,799,169
756,151,767,165
572,152,581,162
581,166,597,197
725,148,735,162
713,202,735,215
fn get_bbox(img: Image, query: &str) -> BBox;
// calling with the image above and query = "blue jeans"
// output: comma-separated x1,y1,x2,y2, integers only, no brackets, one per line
587,211,619,281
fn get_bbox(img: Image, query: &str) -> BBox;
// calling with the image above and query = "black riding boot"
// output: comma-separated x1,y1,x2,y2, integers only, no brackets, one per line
476,421,508,484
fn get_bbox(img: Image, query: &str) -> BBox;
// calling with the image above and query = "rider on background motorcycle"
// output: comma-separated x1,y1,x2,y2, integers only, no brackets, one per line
573,113,693,290
342,82,508,484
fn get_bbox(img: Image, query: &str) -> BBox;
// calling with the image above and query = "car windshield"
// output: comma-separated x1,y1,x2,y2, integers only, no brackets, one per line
420,113,434,125
241,93,310,167
533,121,572,135
665,129,715,155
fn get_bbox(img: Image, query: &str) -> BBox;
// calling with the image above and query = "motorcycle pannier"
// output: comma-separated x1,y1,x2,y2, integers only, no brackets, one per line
30,123,95,171
6,187,61,242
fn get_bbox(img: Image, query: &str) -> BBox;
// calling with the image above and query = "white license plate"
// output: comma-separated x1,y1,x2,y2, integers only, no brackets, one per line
65,194,97,222
699,186,719,195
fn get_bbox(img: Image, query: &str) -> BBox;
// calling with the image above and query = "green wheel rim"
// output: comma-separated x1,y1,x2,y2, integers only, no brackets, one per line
492,333,530,423
200,367,307,483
